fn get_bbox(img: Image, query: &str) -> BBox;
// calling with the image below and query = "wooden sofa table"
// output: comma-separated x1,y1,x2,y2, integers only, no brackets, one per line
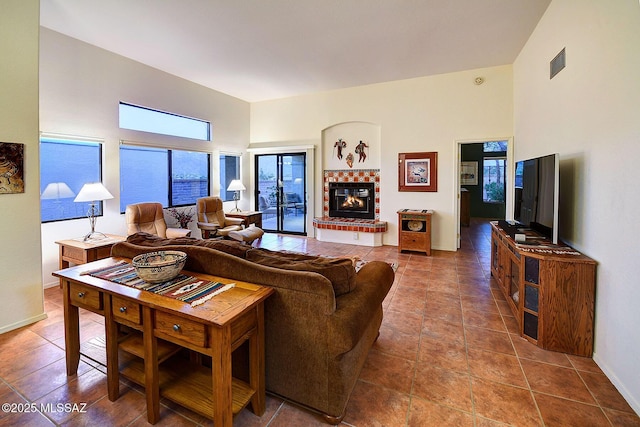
54,257,274,426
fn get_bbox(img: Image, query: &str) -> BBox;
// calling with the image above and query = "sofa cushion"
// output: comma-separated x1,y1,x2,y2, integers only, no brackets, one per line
125,232,252,258
246,248,356,296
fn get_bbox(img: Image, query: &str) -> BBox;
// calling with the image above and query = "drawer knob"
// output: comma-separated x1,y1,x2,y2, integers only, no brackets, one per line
119,306,127,313
77,292,85,298
172,324,181,332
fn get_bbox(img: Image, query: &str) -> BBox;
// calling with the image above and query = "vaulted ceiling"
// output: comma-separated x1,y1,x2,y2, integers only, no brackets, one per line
40,0,551,102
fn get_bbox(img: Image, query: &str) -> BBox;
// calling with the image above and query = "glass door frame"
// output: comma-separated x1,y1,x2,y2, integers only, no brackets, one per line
255,152,307,235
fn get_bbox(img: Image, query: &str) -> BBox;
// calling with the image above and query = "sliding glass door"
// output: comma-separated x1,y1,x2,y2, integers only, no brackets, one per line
255,153,306,234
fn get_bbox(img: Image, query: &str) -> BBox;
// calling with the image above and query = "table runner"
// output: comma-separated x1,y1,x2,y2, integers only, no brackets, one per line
84,260,234,307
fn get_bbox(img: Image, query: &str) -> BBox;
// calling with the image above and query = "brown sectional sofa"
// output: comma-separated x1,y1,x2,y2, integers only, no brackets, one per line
111,233,395,423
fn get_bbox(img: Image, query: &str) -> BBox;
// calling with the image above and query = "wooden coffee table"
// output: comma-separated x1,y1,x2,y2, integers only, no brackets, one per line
54,257,273,426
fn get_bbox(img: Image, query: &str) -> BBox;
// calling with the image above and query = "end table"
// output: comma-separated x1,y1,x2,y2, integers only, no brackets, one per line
55,234,126,270
226,211,263,229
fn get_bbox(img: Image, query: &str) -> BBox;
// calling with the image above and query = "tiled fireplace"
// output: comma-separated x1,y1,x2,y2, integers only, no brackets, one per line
313,169,387,246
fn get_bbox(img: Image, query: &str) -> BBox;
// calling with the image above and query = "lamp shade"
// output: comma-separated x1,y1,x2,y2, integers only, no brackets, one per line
41,182,75,200
74,182,114,202
227,179,246,192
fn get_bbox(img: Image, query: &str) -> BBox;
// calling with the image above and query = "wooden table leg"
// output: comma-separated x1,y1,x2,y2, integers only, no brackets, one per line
104,294,120,401
211,324,233,427
249,304,266,415
143,307,160,424
62,280,80,376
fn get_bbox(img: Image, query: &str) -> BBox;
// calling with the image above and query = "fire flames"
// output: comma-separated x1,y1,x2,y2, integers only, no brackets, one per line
341,195,364,208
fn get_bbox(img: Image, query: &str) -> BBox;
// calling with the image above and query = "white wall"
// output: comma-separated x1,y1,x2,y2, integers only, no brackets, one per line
39,28,250,287
514,0,640,413
0,0,46,332
250,65,514,250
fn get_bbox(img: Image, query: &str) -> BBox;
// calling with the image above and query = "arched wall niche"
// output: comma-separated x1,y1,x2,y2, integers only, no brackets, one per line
321,121,381,170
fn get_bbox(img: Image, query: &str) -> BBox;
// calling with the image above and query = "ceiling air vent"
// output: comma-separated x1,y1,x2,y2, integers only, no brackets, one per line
550,48,566,79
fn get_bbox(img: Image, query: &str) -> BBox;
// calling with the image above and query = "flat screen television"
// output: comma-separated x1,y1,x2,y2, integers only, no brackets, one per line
513,153,559,244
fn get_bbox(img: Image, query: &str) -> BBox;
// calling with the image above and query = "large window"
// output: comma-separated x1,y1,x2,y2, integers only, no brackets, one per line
40,138,103,222
119,102,211,141
482,141,507,203
220,154,240,202
120,145,210,212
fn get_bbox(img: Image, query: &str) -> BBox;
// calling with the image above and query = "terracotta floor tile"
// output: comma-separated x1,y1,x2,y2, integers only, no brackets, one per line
412,365,473,412
534,392,609,427
462,310,506,332
421,318,465,345
387,293,426,316
408,396,474,427
0,341,65,383
464,325,515,355
602,407,640,426
467,348,528,388
471,377,542,426
511,335,572,367
521,359,596,404
580,371,637,413
424,301,463,324
460,294,500,314
35,368,111,424
373,325,420,361
567,354,604,373
418,337,468,373
382,309,423,336
360,350,416,394
12,357,95,401
343,381,410,427
61,385,146,426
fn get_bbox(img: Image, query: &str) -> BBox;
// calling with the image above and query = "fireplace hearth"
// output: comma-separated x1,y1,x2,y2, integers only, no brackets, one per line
329,182,375,219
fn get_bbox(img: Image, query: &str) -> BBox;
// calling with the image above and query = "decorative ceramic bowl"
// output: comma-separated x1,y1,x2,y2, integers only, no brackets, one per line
132,251,187,284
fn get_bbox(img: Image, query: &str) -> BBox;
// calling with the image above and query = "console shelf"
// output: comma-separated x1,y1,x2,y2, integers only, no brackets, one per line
490,221,597,356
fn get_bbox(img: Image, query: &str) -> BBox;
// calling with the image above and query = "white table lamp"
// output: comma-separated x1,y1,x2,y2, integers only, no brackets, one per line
227,179,246,212
74,182,114,241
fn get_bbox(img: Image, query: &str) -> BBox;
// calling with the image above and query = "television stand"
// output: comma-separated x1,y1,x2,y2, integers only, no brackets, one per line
490,221,597,356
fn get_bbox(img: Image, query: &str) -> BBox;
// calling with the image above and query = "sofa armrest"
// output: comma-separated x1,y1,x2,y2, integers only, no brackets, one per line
167,227,191,238
328,261,394,355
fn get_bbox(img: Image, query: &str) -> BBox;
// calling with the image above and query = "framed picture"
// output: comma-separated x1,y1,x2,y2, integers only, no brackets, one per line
0,142,25,194
460,161,478,185
398,151,438,192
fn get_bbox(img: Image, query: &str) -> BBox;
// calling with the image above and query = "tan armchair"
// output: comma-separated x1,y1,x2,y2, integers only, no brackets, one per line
196,196,244,238
125,202,192,238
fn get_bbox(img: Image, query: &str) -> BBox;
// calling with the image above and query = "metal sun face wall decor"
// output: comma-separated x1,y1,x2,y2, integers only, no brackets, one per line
0,142,25,194
333,138,369,168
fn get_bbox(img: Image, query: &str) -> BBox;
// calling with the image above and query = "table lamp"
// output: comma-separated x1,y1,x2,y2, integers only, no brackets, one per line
74,182,114,241
227,179,246,212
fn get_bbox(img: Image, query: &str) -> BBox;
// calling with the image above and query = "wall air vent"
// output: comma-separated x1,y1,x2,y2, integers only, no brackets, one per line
550,48,566,79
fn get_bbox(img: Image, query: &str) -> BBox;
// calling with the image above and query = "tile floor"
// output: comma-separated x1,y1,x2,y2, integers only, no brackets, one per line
1,219,639,426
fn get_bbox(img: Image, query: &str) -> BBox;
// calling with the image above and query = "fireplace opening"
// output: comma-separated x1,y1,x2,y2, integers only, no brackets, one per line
329,182,375,219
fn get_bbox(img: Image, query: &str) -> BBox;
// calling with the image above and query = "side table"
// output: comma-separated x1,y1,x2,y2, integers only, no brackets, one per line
55,234,126,269
397,209,433,255
226,211,263,228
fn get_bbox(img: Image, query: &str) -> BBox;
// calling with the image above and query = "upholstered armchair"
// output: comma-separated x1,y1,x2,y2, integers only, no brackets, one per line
125,202,192,238
196,196,244,238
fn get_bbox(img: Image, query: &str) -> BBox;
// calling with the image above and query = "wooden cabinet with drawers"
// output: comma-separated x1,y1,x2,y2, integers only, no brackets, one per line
397,209,433,255
490,222,597,356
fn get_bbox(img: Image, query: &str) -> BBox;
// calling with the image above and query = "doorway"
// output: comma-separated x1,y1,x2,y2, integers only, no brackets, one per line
255,153,306,235
455,138,513,248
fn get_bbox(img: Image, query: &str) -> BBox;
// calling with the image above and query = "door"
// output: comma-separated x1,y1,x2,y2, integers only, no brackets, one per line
255,153,306,235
